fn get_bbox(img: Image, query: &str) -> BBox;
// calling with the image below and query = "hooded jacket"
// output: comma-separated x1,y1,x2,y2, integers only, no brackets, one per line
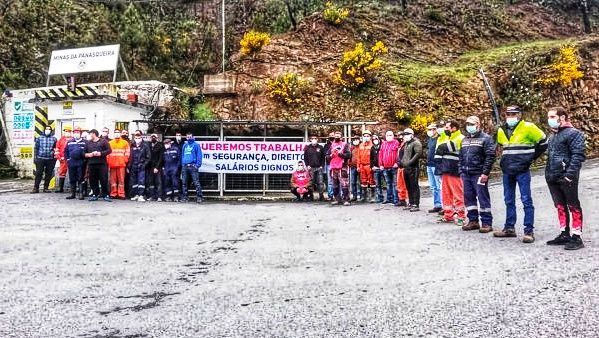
545,122,585,182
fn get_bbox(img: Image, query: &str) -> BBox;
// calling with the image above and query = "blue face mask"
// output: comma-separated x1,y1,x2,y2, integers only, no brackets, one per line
466,125,478,134
548,118,561,129
506,117,519,127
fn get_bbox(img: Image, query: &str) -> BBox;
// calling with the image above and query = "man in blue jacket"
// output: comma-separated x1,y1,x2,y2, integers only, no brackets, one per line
180,131,204,203
162,139,180,202
64,127,87,200
425,123,442,213
459,116,497,233
544,107,586,250
128,132,151,202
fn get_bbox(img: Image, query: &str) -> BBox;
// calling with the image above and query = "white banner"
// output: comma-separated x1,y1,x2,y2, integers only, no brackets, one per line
199,141,305,174
48,44,120,75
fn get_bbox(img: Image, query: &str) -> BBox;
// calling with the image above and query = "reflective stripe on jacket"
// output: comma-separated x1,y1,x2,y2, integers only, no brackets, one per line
435,130,464,176
497,121,547,175
107,138,131,168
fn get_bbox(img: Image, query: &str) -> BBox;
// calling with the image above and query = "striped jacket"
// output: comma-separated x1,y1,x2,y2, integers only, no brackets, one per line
435,130,464,176
497,120,547,175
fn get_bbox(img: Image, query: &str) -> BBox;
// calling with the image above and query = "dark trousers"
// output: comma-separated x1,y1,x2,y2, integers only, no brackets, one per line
88,163,109,198
462,174,492,225
547,179,583,235
404,166,420,206
308,167,324,197
349,167,360,198
130,165,146,197
291,187,313,200
147,170,163,199
34,158,56,190
181,165,202,201
163,168,180,198
503,171,534,233
68,164,84,189
373,169,384,202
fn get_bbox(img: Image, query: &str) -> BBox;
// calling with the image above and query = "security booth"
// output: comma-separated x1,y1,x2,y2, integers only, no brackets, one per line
133,119,379,197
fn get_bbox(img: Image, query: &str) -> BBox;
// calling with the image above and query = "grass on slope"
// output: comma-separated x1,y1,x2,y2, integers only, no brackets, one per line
386,39,575,88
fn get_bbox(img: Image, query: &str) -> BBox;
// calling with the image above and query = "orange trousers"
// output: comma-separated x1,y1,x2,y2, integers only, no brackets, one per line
110,167,126,198
358,164,374,186
396,168,408,202
57,159,68,178
441,174,465,221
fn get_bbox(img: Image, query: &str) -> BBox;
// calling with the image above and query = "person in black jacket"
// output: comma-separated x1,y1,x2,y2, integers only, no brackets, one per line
303,134,326,201
398,128,423,212
369,134,383,203
128,132,151,202
147,133,164,201
84,129,112,201
459,116,497,233
544,107,586,250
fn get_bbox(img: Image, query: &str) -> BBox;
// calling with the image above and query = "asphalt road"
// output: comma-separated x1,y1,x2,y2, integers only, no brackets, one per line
1,164,599,338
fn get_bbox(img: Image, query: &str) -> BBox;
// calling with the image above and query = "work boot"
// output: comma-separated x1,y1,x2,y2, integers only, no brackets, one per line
42,188,51,193
81,182,88,197
55,178,65,193
428,207,443,213
343,201,351,206
438,210,445,216
409,205,420,212
522,232,535,244
462,221,480,231
397,200,407,207
30,188,39,194
493,228,517,238
479,224,493,233
437,217,454,224
319,194,324,201
564,235,584,250
547,231,571,246
65,184,76,200
368,188,376,203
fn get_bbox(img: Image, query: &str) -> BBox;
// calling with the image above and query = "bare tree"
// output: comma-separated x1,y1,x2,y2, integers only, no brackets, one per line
579,0,592,33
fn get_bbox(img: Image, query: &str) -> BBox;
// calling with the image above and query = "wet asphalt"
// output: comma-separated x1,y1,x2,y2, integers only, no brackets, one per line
1,164,599,338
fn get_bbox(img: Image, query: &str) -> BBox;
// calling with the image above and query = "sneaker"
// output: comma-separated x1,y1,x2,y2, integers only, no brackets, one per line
438,210,445,216
403,205,412,210
157,198,163,202
462,221,480,231
65,194,76,200
397,200,407,207
409,205,420,212
456,219,465,227
103,196,113,202
428,207,443,213
331,200,340,205
130,195,139,201
196,198,204,204
180,198,189,203
564,235,584,250
88,196,98,201
343,201,351,206
42,189,52,193
437,217,454,224
493,228,517,238
547,232,571,246
522,232,535,244
479,224,493,233
381,200,390,204
137,196,146,202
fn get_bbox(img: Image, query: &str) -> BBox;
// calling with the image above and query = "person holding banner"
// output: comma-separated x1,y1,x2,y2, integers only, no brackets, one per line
303,134,326,201
326,131,352,206
180,131,204,203
290,160,313,201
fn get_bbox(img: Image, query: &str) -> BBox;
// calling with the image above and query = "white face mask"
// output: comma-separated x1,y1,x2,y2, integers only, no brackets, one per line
44,130,51,136
113,133,121,139
73,133,81,139
64,132,71,138
385,135,394,142
437,128,445,135
86,134,92,141
310,139,318,145
362,136,371,143
352,140,360,146
373,139,379,145
164,144,171,149
403,134,413,142
176,136,182,142
426,130,434,137
298,165,304,170
135,138,142,144
101,131,108,137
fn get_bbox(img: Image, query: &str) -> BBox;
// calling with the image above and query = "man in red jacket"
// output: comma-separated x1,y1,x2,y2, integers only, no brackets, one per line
326,131,352,205
290,160,312,201
378,130,400,205
54,126,72,193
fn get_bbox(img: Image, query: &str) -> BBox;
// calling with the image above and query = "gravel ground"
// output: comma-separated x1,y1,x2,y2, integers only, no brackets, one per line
1,163,599,338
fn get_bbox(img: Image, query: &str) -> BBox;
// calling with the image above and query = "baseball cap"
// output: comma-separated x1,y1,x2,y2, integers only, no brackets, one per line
505,105,522,115
403,128,414,135
426,124,437,130
466,116,480,124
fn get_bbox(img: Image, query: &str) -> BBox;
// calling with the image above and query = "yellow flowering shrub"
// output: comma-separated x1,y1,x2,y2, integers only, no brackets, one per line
539,45,584,86
410,113,435,134
334,41,388,90
266,72,308,105
323,2,349,25
240,30,271,56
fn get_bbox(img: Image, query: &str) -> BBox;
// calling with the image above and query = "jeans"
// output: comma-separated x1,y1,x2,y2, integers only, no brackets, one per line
462,174,492,225
503,171,534,233
350,167,360,198
326,164,334,198
426,166,442,208
547,178,582,235
181,164,203,201
373,168,384,202
404,166,420,207
382,168,398,204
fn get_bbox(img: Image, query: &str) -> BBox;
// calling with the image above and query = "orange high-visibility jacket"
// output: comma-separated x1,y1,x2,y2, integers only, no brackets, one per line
107,138,131,168
357,142,372,166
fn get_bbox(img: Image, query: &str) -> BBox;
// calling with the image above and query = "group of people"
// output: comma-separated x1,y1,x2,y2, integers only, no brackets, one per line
292,105,586,250
32,128,205,203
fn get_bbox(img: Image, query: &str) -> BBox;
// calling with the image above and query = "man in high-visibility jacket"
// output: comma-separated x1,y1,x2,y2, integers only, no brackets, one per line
435,120,466,225
107,129,131,199
493,105,548,243
54,126,72,193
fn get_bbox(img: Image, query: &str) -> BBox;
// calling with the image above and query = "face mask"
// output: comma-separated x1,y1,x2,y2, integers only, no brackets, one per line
426,130,434,137
403,134,413,142
151,138,157,143
101,132,108,137
164,144,171,150
311,139,318,145
73,133,81,139
373,139,379,145
64,132,71,138
86,134,92,141
444,130,451,136
187,136,194,141
176,136,182,142
506,117,519,127
466,125,478,134
363,136,371,142
328,137,334,142
334,137,341,142
135,138,142,144
298,165,304,170
436,127,445,135
352,140,359,146
114,133,121,139
548,118,560,129
44,130,51,136
385,136,394,142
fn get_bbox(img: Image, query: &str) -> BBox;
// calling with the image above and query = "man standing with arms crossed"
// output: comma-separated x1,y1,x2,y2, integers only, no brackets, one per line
544,107,586,250
494,105,547,243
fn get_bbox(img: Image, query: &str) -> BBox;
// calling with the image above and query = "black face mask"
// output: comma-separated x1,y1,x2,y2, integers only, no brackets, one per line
334,137,341,142
328,137,334,142
445,130,451,136
151,138,157,143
